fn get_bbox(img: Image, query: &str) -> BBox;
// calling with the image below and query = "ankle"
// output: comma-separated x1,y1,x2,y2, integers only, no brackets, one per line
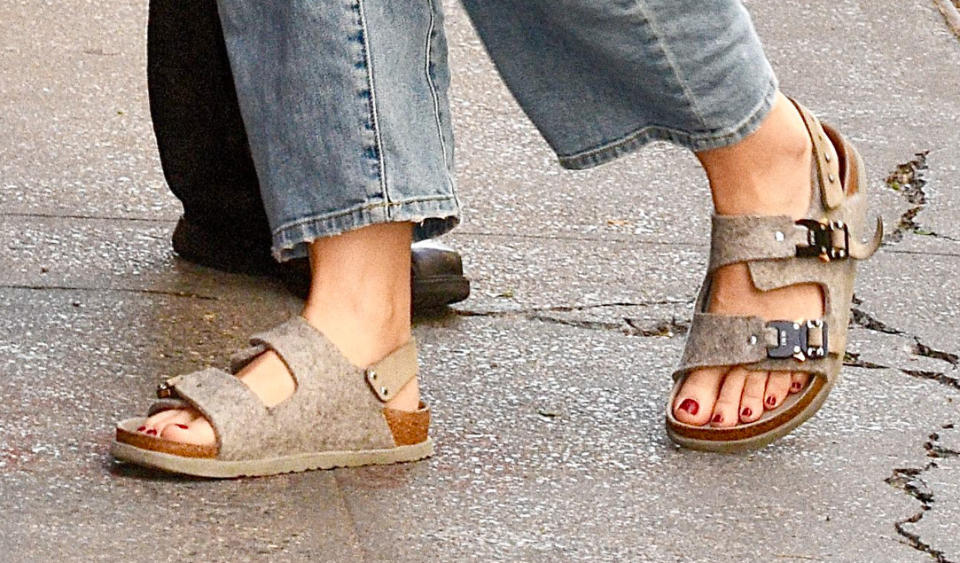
700,93,814,219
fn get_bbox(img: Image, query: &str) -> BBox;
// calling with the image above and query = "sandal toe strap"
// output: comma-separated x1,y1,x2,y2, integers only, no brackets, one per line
160,367,269,460
674,313,833,381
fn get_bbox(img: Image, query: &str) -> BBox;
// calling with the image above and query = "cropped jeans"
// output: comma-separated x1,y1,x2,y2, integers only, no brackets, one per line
216,0,778,261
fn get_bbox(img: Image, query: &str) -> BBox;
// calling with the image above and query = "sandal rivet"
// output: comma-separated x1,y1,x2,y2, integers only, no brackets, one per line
793,345,802,354
774,231,785,242
793,323,800,330
828,174,836,183
749,335,758,345
825,153,832,162
368,370,377,380
381,386,389,396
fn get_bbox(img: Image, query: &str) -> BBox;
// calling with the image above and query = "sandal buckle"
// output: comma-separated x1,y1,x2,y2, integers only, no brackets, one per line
156,376,181,399
766,320,828,361
796,219,850,262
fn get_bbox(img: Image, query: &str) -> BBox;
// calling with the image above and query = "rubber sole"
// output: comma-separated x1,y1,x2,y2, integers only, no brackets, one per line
111,418,434,478
412,275,471,310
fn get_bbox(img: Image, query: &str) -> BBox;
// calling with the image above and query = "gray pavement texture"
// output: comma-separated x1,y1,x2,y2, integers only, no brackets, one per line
1,0,959,561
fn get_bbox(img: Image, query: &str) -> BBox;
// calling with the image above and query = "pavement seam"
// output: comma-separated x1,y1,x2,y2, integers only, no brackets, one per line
0,283,218,300
454,299,693,337
1,211,177,224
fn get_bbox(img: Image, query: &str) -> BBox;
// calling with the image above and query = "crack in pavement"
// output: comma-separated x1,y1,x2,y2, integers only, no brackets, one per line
886,430,958,563
883,151,960,245
453,299,692,336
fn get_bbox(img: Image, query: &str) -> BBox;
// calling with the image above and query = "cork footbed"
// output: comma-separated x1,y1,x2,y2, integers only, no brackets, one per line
114,403,431,463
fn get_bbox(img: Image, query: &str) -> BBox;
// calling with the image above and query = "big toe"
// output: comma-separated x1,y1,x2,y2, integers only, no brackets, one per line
673,367,723,426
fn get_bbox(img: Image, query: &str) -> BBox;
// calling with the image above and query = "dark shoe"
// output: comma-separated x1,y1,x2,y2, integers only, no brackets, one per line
172,217,470,310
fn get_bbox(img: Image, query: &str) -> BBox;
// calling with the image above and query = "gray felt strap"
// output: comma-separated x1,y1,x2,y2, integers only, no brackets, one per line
364,339,418,402
793,99,844,210
708,215,805,273
147,398,191,417
676,313,769,373
169,367,269,459
248,317,357,395
673,314,832,381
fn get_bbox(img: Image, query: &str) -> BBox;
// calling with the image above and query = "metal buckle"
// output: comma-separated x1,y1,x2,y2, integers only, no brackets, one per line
156,376,180,399
796,219,850,261
766,320,828,361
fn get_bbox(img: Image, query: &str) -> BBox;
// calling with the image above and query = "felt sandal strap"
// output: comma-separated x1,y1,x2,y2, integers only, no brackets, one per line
792,99,844,210
163,367,269,460
364,339,418,402
248,317,358,395
709,215,806,272
673,313,832,381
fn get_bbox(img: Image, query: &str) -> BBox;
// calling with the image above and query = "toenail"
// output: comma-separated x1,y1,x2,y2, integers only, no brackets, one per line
175,424,189,430
137,426,146,432
741,407,752,418
146,429,157,436
766,396,776,407
711,413,722,424
678,398,699,416
791,382,802,391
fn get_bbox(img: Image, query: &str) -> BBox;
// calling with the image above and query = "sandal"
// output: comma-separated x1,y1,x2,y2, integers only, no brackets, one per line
665,99,883,452
111,317,433,477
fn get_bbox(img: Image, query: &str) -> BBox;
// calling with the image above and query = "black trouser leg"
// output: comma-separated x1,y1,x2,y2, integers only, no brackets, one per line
147,0,270,246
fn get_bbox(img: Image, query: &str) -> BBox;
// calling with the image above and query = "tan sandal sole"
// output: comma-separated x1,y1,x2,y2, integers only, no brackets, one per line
111,419,433,478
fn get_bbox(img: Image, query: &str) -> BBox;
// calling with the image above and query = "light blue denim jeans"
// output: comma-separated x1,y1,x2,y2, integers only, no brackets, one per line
216,0,777,261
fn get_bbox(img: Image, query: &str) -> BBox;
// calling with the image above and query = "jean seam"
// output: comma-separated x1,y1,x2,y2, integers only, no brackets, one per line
356,0,389,205
270,194,457,237
633,1,709,130
423,0,452,191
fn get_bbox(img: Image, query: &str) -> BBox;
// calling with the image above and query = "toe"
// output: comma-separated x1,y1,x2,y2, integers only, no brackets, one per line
673,367,724,426
789,372,810,394
739,369,767,423
153,409,196,437
711,368,747,427
159,415,216,446
764,371,792,409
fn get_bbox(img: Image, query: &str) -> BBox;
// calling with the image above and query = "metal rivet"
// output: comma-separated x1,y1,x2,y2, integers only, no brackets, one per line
380,386,389,396
749,335,758,345
828,174,836,183
824,153,832,162
793,345,802,354
793,323,800,330
774,231,785,242
368,370,377,380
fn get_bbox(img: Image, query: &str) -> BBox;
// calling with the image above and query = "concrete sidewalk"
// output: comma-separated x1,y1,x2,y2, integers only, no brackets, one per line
1,1,959,560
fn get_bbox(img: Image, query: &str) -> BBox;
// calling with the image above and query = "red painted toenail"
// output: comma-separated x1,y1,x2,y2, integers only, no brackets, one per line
678,399,699,415
712,413,723,423
175,424,189,430
136,426,146,432
741,407,752,418
146,429,157,436
766,395,776,406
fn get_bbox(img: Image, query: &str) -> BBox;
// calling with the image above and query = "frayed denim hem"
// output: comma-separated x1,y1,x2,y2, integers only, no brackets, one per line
557,77,778,170
271,195,460,262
